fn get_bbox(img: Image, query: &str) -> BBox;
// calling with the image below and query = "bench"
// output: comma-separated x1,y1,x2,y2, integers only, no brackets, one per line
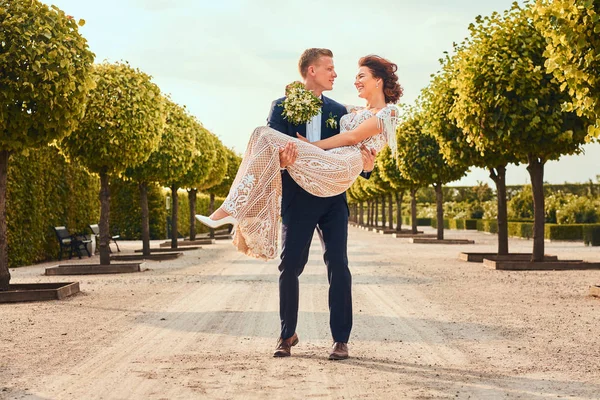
88,224,121,252
53,226,92,260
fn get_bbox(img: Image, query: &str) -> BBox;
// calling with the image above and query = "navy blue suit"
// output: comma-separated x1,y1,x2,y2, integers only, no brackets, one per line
267,95,370,343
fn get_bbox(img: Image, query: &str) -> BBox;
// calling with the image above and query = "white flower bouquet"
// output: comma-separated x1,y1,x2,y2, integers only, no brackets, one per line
279,81,322,125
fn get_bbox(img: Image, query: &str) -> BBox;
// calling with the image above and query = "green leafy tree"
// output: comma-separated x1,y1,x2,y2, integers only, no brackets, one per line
451,3,587,261
362,163,387,228
534,0,600,139
62,62,164,264
370,160,394,229
348,178,369,226
123,98,200,255
199,139,228,238
378,146,412,232
180,123,217,241
206,147,241,198
148,100,198,249
424,52,519,254
396,109,467,240
0,0,94,289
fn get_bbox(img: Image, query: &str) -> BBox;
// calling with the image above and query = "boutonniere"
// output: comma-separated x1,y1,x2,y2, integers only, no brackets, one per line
325,112,338,129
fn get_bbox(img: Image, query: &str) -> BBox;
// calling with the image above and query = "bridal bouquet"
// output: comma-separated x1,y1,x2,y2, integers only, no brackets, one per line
279,81,322,125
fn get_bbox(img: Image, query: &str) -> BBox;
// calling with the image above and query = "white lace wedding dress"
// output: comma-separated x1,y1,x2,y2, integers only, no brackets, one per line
221,105,399,260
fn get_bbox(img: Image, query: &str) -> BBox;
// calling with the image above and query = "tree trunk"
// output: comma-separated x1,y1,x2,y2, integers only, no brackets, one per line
527,156,545,262
371,201,375,226
139,182,151,256
489,165,509,255
381,195,386,230
188,189,197,241
396,191,404,232
209,193,215,239
388,193,393,230
0,150,11,290
374,197,379,227
435,183,444,240
410,188,417,234
171,185,179,249
99,171,111,265
366,202,371,226
359,202,364,225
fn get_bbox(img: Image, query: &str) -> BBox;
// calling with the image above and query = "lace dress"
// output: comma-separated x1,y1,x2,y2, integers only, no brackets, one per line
222,105,399,260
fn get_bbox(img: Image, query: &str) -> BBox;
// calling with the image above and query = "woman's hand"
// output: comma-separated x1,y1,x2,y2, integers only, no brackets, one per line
296,133,309,143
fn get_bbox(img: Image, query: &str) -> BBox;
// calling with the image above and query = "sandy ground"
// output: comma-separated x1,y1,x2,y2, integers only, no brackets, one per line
1,226,599,400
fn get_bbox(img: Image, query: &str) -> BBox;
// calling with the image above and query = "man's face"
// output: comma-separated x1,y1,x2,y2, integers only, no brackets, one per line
307,56,337,92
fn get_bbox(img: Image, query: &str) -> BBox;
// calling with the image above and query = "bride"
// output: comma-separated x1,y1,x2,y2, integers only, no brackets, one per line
197,55,403,260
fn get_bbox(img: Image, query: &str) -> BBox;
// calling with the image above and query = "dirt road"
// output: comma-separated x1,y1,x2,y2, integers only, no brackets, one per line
1,227,599,399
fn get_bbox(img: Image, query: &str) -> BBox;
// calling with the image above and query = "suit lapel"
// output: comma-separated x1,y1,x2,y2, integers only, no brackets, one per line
321,96,332,139
294,122,307,138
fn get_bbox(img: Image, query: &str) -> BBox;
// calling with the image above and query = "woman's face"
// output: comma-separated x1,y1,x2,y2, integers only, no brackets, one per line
354,66,381,99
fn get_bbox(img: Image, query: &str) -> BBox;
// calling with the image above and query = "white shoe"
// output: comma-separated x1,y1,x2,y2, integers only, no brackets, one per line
195,214,237,229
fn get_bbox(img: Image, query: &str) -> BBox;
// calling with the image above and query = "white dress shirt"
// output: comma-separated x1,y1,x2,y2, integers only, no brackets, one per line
306,97,323,143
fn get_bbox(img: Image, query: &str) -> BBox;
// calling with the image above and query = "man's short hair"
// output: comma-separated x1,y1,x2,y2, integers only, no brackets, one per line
298,48,334,78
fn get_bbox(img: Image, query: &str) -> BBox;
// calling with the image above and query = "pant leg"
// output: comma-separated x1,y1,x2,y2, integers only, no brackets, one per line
316,199,352,343
278,195,320,340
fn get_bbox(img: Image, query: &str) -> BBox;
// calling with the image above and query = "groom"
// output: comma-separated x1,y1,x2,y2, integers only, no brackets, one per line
267,48,375,360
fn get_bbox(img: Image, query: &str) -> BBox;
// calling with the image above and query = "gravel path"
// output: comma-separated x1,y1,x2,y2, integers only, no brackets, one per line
1,226,599,399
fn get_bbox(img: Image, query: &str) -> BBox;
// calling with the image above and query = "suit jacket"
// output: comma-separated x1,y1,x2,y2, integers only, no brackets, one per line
267,95,370,216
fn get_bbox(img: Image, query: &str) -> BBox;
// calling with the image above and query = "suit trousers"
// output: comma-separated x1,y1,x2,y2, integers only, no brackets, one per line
278,191,352,343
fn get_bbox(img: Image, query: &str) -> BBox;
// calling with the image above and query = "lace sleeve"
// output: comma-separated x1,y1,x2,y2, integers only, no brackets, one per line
344,104,361,114
376,105,400,156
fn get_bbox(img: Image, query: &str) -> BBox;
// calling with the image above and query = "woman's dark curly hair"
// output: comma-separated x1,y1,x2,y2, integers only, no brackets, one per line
358,55,403,104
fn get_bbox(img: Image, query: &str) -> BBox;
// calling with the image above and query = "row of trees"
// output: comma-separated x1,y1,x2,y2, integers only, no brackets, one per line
0,0,240,290
349,1,599,261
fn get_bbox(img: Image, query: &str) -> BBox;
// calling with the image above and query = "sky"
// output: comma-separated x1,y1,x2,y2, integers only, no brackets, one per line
46,0,600,187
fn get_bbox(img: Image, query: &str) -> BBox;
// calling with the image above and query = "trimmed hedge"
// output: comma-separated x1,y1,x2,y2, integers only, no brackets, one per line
109,183,225,240
403,217,433,226
110,179,168,240
431,218,479,230
544,224,600,242
544,224,584,241
508,222,534,239
583,225,600,246
476,219,498,234
430,218,450,229
7,146,100,268
450,219,478,230
474,219,600,244
171,191,225,238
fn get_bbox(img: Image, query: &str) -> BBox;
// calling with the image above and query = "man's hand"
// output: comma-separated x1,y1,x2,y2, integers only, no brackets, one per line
279,142,298,169
360,145,376,173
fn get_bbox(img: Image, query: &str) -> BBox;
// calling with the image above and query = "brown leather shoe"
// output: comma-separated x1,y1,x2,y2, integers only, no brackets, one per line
273,333,299,357
329,342,349,360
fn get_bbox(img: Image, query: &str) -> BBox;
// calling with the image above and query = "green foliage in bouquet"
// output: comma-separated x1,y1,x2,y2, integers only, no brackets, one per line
280,81,323,125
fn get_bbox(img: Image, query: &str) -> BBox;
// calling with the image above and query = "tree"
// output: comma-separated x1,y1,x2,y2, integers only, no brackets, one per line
377,146,411,232
179,123,217,241
396,109,467,240
198,139,228,238
62,62,164,264
124,99,202,255
451,3,588,261
534,0,600,139
205,147,241,198
348,178,369,225
424,52,519,254
151,100,198,249
0,0,94,289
